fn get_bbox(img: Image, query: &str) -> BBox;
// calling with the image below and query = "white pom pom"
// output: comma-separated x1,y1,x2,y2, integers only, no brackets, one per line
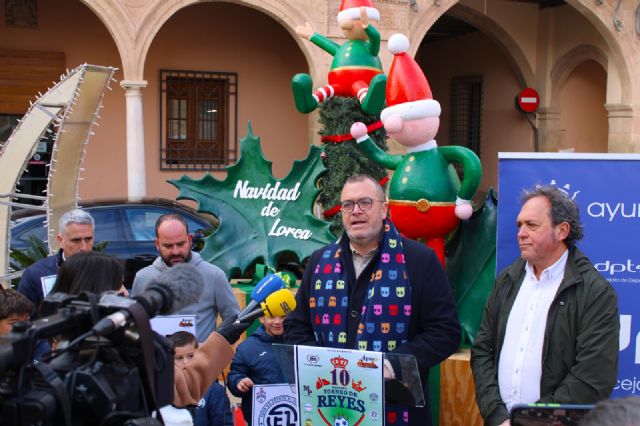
388,33,410,54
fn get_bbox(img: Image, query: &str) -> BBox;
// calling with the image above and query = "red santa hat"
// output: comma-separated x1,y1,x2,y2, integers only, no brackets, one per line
337,0,380,23
380,33,441,123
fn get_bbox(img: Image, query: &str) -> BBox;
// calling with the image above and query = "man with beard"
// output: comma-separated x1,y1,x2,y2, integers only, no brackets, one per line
132,214,239,342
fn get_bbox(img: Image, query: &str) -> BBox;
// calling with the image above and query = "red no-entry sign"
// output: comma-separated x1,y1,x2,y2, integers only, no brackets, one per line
516,88,540,113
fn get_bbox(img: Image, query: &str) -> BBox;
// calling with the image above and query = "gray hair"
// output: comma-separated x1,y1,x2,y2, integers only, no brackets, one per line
343,174,386,201
521,185,584,246
580,396,640,426
58,209,95,232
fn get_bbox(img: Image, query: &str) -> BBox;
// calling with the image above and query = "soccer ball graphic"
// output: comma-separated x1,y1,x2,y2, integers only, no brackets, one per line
334,417,349,426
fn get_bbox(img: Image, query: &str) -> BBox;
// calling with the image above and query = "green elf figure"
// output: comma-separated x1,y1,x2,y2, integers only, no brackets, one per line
350,34,482,266
291,0,386,115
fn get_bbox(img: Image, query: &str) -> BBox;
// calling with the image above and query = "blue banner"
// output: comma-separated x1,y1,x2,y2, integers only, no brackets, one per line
497,153,640,398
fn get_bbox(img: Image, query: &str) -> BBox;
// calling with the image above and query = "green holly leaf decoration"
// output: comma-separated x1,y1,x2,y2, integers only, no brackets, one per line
170,124,335,278
446,189,498,346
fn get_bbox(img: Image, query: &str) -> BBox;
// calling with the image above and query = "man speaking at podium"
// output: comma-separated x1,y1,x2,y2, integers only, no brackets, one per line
284,174,461,426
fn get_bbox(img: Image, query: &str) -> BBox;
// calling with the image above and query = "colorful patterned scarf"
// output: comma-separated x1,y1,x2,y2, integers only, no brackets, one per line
309,220,412,424
309,219,411,352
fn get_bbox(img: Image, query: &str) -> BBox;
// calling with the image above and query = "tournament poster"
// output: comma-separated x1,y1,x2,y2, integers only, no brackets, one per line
296,346,384,425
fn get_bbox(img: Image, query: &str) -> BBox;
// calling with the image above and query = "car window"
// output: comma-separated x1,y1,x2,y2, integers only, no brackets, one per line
185,216,209,235
90,208,124,242
124,207,211,241
124,208,159,241
12,217,47,246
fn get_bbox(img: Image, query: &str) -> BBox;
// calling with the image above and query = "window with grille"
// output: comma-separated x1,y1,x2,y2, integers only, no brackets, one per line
450,76,482,156
160,70,237,170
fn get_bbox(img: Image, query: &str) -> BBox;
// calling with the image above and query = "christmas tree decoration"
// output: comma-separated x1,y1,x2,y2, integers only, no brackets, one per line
170,125,334,278
351,33,482,266
291,1,386,115
316,97,389,233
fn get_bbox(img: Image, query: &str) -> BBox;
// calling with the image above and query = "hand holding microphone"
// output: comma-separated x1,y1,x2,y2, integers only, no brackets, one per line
217,286,296,345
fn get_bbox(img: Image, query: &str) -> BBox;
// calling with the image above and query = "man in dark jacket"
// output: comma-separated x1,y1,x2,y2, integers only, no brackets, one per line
18,209,94,306
284,174,461,426
227,315,286,424
471,186,619,426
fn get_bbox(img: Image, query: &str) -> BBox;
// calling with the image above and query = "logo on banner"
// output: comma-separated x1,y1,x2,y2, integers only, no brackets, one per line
595,259,640,277
587,202,640,221
357,355,379,369
257,395,298,426
547,180,580,199
616,313,640,393
256,387,267,404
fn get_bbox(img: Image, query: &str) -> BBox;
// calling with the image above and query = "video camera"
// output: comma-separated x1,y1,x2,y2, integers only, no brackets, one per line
0,263,208,426
0,290,174,426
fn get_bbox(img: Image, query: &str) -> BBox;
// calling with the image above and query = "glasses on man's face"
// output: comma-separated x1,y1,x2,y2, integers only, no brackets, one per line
340,197,383,213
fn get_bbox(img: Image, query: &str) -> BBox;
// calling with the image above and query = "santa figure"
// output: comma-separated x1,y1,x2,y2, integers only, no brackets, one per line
291,0,387,115
350,33,482,265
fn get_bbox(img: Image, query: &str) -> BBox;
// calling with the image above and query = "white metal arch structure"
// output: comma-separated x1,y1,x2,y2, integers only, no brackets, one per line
0,64,116,287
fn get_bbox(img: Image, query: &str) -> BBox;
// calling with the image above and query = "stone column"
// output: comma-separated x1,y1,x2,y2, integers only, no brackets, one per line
536,107,564,152
606,103,640,152
120,80,148,201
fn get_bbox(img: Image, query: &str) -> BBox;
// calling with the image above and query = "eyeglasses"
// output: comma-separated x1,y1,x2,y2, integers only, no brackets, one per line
340,197,384,213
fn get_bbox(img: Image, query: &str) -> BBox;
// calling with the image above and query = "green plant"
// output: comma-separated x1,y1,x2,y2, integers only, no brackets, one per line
9,235,49,271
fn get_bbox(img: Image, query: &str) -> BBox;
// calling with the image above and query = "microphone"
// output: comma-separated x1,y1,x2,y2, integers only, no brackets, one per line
235,288,296,324
235,274,286,322
93,264,204,335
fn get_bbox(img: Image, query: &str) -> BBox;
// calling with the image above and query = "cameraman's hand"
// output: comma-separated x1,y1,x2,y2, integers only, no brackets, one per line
237,377,255,393
216,316,253,345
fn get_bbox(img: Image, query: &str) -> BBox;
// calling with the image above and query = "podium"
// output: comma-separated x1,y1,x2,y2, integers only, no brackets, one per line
273,343,425,424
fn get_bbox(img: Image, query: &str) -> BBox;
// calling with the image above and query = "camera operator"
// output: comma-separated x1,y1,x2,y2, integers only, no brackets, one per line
50,251,251,407
50,251,248,407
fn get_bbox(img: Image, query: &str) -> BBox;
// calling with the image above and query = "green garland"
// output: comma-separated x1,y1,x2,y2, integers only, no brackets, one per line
318,97,389,234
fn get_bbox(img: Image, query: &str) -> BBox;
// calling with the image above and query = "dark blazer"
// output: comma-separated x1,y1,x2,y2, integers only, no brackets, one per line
285,232,461,426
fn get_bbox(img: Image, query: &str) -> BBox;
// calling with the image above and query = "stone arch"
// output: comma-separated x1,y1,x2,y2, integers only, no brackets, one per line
565,0,634,103
549,44,608,110
82,0,320,81
409,2,533,88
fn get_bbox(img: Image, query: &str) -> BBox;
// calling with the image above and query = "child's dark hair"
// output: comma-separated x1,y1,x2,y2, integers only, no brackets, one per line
166,330,198,349
0,288,34,319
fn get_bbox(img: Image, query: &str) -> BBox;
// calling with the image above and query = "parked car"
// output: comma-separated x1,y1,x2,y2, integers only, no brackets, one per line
10,198,217,287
